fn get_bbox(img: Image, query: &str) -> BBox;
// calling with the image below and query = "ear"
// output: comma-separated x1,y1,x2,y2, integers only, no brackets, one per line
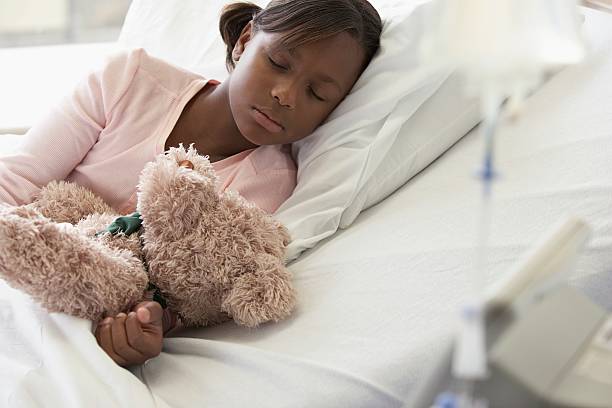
232,21,254,63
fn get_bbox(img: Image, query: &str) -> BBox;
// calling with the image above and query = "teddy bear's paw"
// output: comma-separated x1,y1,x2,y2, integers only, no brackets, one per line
0,213,148,321
32,180,114,224
221,254,297,328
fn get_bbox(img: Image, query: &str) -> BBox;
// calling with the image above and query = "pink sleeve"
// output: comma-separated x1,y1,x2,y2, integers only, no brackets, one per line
0,50,140,205
235,169,296,214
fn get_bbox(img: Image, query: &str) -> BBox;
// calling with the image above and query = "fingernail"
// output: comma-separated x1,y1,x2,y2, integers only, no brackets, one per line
117,313,127,318
128,312,136,318
102,317,113,324
137,307,151,323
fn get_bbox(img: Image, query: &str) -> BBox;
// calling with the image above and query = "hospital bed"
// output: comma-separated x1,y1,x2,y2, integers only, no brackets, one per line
1,4,612,408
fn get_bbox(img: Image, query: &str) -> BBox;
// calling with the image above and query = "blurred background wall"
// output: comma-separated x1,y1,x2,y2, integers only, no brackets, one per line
0,0,131,48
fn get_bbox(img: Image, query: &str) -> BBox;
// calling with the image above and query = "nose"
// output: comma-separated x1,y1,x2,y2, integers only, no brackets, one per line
271,80,297,109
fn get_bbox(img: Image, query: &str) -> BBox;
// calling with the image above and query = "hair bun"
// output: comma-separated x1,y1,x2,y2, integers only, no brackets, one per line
219,2,263,71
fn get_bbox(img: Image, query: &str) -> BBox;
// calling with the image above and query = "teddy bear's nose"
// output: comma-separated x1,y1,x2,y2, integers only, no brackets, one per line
178,160,194,170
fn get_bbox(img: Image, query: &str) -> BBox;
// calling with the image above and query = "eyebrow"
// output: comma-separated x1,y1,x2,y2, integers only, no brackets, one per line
315,73,343,94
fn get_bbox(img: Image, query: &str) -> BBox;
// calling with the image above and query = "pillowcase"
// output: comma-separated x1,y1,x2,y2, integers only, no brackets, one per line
118,1,479,262
118,0,265,81
338,71,480,228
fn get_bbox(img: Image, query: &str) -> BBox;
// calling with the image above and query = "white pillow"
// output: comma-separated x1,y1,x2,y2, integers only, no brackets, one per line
338,71,480,228
118,0,265,81
119,1,478,262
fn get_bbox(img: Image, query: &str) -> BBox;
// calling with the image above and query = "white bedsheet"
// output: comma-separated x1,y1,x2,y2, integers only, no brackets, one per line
2,7,612,408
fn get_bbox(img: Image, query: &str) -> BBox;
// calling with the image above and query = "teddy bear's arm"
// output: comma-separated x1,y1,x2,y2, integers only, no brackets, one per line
221,254,296,328
30,180,115,224
0,205,148,321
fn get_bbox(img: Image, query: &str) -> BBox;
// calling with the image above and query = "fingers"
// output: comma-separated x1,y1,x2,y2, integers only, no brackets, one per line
162,309,179,335
95,314,149,366
126,311,145,347
125,311,158,355
95,303,165,367
95,317,128,366
134,301,163,326
111,313,147,364
137,306,150,324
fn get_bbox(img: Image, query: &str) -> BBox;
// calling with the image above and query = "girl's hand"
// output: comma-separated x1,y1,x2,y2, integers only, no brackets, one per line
95,301,164,366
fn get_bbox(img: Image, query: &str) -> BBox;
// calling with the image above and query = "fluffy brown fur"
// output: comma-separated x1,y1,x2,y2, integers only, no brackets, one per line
0,146,296,328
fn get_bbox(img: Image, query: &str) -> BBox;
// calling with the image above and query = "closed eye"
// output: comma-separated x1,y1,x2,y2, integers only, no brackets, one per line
268,56,287,71
267,53,325,102
308,86,325,102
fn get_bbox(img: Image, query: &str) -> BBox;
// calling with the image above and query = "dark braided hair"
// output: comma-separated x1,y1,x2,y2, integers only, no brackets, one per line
219,0,382,72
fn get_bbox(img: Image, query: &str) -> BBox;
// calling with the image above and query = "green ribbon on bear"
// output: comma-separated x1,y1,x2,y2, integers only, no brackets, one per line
96,211,168,309
146,282,168,309
95,212,143,237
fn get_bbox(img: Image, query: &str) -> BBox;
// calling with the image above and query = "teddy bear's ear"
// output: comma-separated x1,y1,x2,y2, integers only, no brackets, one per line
166,143,218,182
221,254,296,328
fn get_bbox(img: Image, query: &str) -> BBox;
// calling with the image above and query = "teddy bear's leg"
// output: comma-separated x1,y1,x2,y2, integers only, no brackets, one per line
221,253,297,328
28,180,115,224
0,209,149,321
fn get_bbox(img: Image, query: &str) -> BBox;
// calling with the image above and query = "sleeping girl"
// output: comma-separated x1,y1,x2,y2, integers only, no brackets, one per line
0,0,382,366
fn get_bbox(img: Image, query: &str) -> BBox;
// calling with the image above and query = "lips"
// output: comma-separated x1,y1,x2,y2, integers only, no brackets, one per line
252,107,284,133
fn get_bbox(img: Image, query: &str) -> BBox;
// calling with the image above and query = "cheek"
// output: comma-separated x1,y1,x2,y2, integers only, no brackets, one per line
306,105,335,129
228,63,267,120
288,108,329,141
229,62,260,108
232,53,267,90
227,77,252,137
228,68,251,105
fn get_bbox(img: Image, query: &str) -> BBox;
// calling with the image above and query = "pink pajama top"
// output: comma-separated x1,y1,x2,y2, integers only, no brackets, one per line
0,48,296,214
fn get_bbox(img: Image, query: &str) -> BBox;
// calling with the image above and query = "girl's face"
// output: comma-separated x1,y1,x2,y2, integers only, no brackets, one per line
228,23,366,146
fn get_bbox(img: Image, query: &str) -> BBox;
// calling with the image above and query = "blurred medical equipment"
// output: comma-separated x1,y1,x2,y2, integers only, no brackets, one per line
418,1,587,406
410,217,612,407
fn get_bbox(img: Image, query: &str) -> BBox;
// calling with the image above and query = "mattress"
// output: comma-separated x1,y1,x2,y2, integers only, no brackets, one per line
1,7,612,408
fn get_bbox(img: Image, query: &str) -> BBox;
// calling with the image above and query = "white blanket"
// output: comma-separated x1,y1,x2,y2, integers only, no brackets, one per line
2,8,612,408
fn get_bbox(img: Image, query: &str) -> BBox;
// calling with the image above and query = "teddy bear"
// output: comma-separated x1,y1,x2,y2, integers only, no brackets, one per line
0,145,296,328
